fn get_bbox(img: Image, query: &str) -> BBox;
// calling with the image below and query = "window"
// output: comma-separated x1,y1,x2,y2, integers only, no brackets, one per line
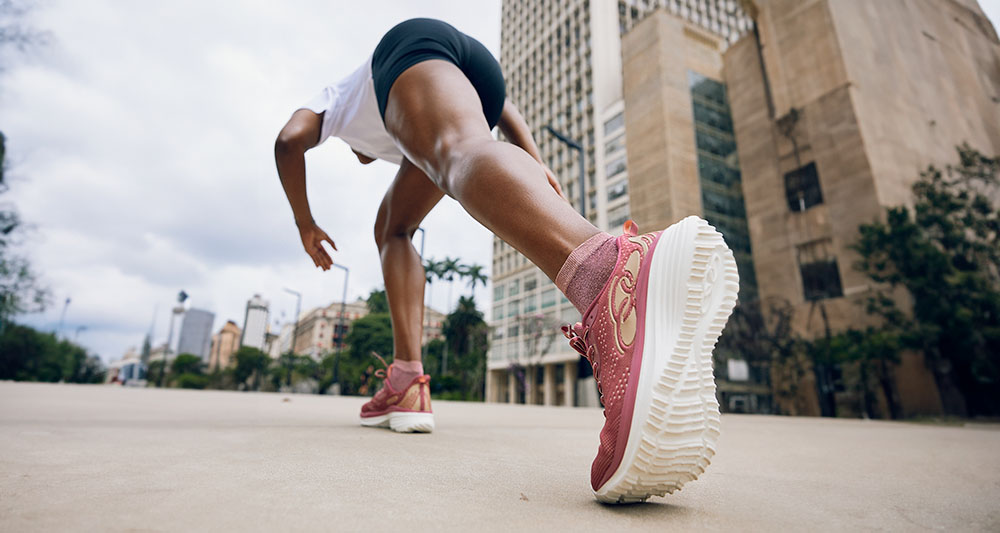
493,305,503,320
541,289,556,308
524,297,537,313
524,275,537,292
507,325,520,338
509,279,520,296
608,179,628,202
493,284,504,302
785,162,823,212
606,156,627,178
507,299,521,317
605,134,625,155
603,112,624,135
608,204,630,229
797,239,843,300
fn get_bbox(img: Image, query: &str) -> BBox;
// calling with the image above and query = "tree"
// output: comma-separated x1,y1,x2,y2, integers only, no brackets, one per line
341,313,394,395
0,322,104,383
440,295,489,400
170,353,203,376
853,144,1000,416
461,263,488,296
233,346,270,391
440,256,461,311
366,288,388,314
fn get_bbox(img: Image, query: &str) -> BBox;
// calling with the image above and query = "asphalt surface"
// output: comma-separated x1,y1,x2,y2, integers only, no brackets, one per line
1,382,998,532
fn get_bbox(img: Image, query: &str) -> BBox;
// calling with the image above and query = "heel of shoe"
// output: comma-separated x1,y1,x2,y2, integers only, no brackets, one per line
389,411,435,433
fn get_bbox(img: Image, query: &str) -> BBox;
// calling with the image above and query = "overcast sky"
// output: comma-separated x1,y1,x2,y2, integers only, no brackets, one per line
2,1,502,362
4,1,1000,363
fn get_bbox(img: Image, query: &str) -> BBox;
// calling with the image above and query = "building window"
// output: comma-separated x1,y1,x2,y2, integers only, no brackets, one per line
493,305,503,320
785,162,823,212
606,156,627,178
607,179,628,202
605,134,625,155
507,299,521,317
509,279,520,296
524,297,537,313
797,239,843,301
524,276,537,292
608,204,630,229
603,112,624,135
508,325,520,338
493,284,504,301
541,289,556,308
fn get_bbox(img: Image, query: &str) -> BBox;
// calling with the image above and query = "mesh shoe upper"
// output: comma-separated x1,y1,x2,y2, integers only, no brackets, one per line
360,364,432,418
563,222,659,491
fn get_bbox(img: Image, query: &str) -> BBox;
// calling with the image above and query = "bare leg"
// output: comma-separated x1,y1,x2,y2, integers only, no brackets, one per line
383,60,600,281
374,158,445,363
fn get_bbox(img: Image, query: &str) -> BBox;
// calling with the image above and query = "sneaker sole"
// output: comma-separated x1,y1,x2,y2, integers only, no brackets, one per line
360,411,435,433
595,215,738,504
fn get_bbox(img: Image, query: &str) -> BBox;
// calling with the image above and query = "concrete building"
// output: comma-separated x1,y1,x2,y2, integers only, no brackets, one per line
176,308,215,361
240,295,269,350
722,0,1000,416
290,300,446,359
208,320,241,370
487,0,752,406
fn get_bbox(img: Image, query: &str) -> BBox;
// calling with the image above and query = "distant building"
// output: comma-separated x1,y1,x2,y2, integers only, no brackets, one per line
208,320,241,370
240,294,269,350
177,308,215,360
270,322,294,358
149,342,170,364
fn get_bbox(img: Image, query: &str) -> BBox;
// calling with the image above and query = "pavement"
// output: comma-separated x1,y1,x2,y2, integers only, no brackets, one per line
1,382,998,532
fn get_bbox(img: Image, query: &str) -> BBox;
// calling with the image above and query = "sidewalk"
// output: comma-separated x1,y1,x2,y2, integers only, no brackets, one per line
1,382,998,531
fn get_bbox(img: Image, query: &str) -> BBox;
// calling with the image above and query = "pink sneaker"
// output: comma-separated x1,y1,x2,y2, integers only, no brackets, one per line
563,216,738,503
359,355,434,433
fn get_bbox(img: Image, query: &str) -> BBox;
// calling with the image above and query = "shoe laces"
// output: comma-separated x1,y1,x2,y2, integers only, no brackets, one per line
371,351,389,379
562,322,605,405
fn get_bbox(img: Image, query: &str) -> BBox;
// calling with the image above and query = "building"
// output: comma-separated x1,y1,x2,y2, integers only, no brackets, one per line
722,0,1000,416
487,0,753,406
176,308,215,360
240,294,269,350
208,320,241,370
288,300,447,359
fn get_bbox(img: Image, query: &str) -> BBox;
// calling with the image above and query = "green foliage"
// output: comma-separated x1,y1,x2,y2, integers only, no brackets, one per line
0,322,104,383
365,288,389,314
175,373,209,389
170,353,203,376
438,295,488,400
853,144,1000,416
232,346,269,391
147,360,166,387
341,312,394,395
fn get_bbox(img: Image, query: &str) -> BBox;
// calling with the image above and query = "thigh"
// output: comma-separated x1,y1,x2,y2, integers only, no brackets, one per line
382,60,496,184
376,157,445,241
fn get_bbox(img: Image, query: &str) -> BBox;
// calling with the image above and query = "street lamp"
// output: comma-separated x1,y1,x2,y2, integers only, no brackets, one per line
74,325,87,341
56,297,71,338
331,263,349,392
544,125,586,218
415,227,428,361
283,287,302,389
161,290,188,387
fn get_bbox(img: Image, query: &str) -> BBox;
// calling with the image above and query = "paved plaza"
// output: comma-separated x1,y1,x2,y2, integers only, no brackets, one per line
1,382,998,531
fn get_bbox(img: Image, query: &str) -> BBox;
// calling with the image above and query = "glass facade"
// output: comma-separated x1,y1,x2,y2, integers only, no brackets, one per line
688,71,758,300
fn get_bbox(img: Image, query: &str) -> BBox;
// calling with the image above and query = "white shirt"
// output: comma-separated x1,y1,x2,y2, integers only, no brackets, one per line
299,56,404,165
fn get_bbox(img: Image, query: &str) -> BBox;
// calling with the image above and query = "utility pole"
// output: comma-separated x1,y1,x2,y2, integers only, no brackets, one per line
544,125,586,218
332,264,349,393
161,290,188,387
283,287,302,389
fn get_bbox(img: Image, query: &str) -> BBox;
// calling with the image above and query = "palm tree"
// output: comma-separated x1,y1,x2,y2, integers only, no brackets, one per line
440,256,461,311
462,263,488,297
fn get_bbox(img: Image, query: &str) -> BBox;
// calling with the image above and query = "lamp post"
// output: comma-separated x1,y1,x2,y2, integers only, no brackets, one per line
544,125,586,218
331,264,349,392
161,290,188,387
74,325,87,341
415,227,428,361
56,297,71,338
283,287,302,389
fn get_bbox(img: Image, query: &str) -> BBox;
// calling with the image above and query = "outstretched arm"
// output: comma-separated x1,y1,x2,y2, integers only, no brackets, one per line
497,100,567,201
274,109,337,270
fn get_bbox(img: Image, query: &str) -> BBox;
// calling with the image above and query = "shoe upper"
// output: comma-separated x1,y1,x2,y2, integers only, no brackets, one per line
563,221,659,491
360,363,432,417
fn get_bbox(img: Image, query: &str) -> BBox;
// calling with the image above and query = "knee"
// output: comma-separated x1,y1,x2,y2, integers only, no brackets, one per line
374,215,416,253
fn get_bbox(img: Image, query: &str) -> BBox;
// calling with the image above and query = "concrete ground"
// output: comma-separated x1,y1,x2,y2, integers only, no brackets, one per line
1,382,998,532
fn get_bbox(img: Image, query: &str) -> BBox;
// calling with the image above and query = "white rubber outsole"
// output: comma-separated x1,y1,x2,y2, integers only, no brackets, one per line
594,215,739,504
360,411,435,433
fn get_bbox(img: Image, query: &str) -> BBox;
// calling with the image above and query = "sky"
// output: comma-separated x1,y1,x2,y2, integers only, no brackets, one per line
1,1,502,362
4,1,1000,363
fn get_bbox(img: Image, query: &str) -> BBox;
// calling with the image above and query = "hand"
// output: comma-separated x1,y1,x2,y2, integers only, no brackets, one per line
542,164,569,203
297,220,337,270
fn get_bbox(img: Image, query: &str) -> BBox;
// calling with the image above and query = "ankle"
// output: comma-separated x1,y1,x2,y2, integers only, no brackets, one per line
388,359,424,391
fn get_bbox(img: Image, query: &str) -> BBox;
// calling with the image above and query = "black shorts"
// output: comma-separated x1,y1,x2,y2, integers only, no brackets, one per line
372,18,506,128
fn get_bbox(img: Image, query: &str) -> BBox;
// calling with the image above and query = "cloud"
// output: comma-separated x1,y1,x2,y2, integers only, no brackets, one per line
2,0,500,361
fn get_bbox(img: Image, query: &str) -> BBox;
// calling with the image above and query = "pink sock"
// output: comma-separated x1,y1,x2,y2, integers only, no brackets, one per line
556,232,619,314
389,359,423,391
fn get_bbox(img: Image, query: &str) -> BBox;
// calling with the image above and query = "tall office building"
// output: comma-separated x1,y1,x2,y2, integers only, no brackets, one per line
486,0,752,406
723,0,1000,416
176,308,215,360
240,294,269,351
